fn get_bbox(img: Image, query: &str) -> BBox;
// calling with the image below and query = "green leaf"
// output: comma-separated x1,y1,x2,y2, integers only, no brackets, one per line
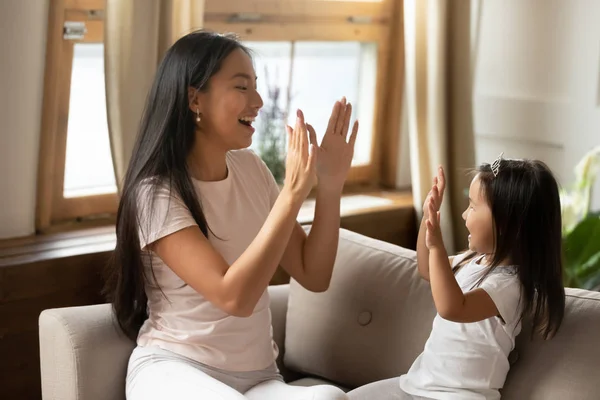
584,270,600,291
563,214,600,289
579,251,600,290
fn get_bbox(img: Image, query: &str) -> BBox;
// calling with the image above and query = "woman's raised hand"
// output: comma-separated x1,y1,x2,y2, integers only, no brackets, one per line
307,97,359,193
283,109,317,201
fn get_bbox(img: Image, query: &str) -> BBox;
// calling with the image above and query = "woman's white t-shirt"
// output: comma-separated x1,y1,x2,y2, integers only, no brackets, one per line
400,254,523,400
135,149,281,372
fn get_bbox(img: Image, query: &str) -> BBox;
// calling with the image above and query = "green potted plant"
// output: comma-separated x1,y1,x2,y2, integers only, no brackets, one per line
256,67,287,184
561,146,600,290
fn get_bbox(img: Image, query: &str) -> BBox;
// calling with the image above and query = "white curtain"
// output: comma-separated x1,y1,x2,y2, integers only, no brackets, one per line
104,0,205,191
404,0,476,253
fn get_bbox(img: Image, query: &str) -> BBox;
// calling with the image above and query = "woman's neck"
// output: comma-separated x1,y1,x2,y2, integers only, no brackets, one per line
187,134,228,182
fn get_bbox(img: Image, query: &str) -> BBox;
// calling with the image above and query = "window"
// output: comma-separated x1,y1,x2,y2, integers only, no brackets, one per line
204,0,403,183
247,41,378,167
38,0,115,230
64,43,116,198
38,0,403,230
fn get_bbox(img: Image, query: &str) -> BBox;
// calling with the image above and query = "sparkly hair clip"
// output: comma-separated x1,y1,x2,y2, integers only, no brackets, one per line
491,152,504,177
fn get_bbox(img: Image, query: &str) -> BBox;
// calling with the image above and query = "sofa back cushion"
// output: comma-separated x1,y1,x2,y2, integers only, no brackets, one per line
284,229,436,388
502,288,600,399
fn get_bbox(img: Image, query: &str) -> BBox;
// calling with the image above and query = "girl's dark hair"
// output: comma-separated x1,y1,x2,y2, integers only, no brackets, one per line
103,30,250,340
461,158,565,340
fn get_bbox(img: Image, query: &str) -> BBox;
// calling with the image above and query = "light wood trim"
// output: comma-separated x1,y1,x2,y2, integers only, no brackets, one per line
379,0,404,187
65,0,105,11
38,0,115,229
50,40,75,222
347,164,373,182
64,10,104,42
205,0,388,19
365,37,391,184
37,0,67,231
50,39,117,223
204,22,387,42
54,194,118,222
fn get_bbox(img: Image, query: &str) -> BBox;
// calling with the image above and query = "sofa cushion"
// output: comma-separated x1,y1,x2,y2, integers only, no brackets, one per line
502,288,600,399
284,228,435,388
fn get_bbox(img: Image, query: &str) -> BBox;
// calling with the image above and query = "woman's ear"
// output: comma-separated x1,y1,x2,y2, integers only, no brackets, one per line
188,87,202,113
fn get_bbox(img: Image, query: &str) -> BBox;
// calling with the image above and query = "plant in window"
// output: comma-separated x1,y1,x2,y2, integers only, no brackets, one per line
256,67,287,184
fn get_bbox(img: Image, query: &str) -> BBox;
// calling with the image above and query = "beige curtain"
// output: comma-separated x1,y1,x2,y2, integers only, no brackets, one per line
104,0,205,192
404,0,476,253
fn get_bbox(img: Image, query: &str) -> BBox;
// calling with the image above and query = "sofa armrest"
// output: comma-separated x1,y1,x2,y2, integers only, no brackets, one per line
39,303,135,400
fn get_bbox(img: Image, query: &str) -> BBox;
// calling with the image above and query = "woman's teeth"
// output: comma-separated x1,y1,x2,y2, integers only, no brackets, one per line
239,116,255,126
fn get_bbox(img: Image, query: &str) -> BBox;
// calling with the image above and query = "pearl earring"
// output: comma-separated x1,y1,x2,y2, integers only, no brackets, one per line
196,109,201,122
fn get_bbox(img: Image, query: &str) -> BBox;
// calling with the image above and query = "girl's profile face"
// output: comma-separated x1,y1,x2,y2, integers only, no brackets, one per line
195,48,264,150
462,174,495,255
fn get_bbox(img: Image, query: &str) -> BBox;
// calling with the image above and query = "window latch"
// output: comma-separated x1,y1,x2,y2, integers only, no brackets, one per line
63,21,87,40
348,16,374,24
228,13,263,23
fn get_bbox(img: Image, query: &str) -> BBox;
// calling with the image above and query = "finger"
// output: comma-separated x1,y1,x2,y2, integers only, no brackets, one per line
438,166,446,193
341,103,352,138
286,125,293,150
428,201,436,223
298,109,309,160
334,100,348,134
348,120,359,148
307,144,318,173
307,123,318,147
437,211,441,224
431,186,439,205
294,110,302,150
426,220,433,231
325,101,342,135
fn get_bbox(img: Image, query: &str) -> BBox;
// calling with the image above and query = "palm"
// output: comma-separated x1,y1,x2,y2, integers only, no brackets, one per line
306,98,359,191
317,134,353,179
423,167,446,219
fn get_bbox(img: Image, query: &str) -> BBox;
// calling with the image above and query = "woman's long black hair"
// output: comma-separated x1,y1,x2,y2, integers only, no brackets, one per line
103,31,250,340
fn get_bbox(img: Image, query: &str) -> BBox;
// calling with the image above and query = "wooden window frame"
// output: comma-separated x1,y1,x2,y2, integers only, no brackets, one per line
37,0,404,231
37,0,114,231
204,0,405,188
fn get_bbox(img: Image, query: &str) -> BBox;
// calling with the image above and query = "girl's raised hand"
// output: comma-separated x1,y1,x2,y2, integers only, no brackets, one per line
423,166,446,219
425,197,444,250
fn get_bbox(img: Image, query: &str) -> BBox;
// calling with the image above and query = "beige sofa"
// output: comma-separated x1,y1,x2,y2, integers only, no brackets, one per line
39,229,600,399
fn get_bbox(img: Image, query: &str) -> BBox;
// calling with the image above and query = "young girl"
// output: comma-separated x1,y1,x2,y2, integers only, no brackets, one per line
349,155,566,400
103,30,358,400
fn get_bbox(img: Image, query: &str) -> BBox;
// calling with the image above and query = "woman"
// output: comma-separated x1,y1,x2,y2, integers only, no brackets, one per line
104,30,359,399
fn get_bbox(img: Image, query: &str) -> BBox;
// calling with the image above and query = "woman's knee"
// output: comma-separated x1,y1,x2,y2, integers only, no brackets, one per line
310,385,349,400
127,360,245,400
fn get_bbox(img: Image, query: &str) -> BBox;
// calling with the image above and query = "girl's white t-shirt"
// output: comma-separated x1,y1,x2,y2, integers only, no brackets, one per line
134,149,281,372
400,254,523,400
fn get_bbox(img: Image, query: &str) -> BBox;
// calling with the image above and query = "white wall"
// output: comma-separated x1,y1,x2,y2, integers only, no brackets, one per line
473,0,600,211
2,0,599,239
0,0,49,239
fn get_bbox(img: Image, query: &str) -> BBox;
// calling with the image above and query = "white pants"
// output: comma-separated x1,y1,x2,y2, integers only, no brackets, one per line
127,346,348,400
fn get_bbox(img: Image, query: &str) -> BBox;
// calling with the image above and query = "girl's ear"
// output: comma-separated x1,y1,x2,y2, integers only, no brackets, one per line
188,87,202,113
